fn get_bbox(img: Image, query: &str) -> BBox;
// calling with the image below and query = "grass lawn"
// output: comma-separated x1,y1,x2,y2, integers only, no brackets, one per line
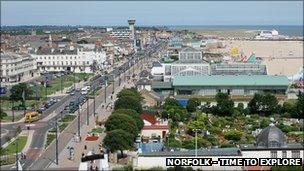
33,73,93,98
0,100,41,111
59,114,76,123
49,122,69,133
45,133,55,148
1,114,24,122
90,127,104,134
3,136,27,155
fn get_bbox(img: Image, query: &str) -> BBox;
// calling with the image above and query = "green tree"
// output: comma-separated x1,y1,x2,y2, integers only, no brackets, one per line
248,93,263,114
117,88,142,100
103,129,134,156
112,109,144,130
105,114,138,137
114,96,142,114
224,130,243,141
248,93,279,116
282,101,297,118
163,98,180,109
9,83,33,106
186,98,200,113
262,93,279,115
214,93,234,116
0,108,7,119
296,91,304,118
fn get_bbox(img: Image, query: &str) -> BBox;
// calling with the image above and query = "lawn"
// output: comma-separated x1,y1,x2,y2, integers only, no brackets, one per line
90,127,104,134
0,100,41,111
45,133,56,148
2,136,27,155
59,114,76,123
33,73,93,98
1,114,24,122
48,122,69,133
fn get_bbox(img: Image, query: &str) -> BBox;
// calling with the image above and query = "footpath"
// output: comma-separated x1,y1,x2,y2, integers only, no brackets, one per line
49,75,134,169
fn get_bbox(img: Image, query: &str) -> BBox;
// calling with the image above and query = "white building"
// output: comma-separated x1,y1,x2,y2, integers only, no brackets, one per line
31,45,107,73
0,52,38,85
151,47,210,82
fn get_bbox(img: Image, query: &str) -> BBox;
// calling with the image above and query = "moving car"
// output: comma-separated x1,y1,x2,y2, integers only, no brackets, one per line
24,111,39,123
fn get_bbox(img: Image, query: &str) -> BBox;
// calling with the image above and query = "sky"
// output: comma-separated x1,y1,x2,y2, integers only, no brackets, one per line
1,1,303,26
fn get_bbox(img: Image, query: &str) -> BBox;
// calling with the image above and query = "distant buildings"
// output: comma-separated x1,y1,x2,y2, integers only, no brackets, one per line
31,44,107,73
0,52,38,85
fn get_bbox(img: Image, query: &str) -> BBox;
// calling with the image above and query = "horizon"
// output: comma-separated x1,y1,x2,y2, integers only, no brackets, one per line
1,1,303,26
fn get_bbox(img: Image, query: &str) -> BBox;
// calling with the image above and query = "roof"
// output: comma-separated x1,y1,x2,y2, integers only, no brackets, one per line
152,61,162,67
142,125,169,130
173,75,289,87
151,82,173,89
180,46,201,53
139,70,151,78
173,59,208,64
140,112,157,125
256,124,286,148
139,148,242,157
136,78,151,86
240,143,304,150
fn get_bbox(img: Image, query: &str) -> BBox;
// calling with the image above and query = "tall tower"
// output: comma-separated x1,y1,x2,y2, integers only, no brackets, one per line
128,19,136,39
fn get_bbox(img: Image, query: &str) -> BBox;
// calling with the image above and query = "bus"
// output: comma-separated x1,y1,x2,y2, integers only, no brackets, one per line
24,112,39,123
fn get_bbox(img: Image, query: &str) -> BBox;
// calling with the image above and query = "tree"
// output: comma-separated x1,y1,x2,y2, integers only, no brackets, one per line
248,93,279,116
163,98,180,109
112,109,144,130
214,93,234,116
105,114,138,137
186,98,200,113
0,108,7,119
103,129,134,156
224,130,243,141
262,93,279,115
9,83,33,106
296,91,304,118
114,96,142,114
117,88,142,101
282,101,297,118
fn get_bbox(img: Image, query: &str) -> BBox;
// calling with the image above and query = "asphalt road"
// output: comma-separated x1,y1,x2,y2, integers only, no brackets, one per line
0,41,166,170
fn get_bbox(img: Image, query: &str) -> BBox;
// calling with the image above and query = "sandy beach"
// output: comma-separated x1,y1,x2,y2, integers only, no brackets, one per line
221,40,303,77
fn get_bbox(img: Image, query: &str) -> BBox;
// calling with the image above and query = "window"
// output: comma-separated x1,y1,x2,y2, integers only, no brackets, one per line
282,151,287,158
271,151,277,158
292,151,300,158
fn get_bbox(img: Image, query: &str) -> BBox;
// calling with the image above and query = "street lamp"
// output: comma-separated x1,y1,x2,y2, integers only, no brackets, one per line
93,86,96,117
193,128,201,157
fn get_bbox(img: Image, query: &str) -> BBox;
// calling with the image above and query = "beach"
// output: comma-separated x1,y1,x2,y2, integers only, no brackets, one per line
221,40,303,77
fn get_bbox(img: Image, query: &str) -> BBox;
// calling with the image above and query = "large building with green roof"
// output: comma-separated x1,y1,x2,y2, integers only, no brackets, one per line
152,75,289,96
172,75,289,96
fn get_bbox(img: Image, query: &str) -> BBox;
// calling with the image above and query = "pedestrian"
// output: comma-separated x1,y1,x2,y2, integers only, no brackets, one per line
95,166,98,171
84,145,87,150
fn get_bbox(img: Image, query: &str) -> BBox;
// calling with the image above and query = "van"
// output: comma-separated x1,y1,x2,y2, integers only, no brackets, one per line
24,112,39,123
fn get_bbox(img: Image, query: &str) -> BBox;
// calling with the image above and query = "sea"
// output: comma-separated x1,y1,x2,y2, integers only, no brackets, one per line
168,25,303,37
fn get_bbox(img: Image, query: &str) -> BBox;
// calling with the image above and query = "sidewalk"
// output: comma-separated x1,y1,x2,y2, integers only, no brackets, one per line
49,79,127,169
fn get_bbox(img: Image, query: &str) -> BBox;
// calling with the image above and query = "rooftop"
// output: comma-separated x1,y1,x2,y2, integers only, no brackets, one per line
139,148,242,157
173,75,289,87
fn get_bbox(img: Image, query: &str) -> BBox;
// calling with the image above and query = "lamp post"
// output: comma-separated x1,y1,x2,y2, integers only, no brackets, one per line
60,71,63,93
104,77,107,103
93,86,96,116
77,98,81,139
86,94,89,126
193,129,201,157
55,118,59,165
